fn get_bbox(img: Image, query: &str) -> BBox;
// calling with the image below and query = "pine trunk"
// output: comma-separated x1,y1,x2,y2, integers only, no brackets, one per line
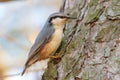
42,0,120,80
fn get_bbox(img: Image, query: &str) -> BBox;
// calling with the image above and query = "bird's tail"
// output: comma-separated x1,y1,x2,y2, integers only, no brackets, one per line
21,53,39,76
21,67,27,76
21,58,38,76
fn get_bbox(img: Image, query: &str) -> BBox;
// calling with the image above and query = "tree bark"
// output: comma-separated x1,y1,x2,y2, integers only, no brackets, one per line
42,0,120,80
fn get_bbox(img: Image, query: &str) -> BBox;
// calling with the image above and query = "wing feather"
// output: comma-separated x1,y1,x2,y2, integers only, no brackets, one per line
22,22,54,75
29,23,54,56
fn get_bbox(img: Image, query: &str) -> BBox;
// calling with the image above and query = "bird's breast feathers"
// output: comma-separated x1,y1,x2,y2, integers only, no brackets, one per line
49,29,63,50
39,29,63,59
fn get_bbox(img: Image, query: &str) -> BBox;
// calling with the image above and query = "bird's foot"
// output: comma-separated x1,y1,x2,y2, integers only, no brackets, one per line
49,55,61,64
49,55,61,59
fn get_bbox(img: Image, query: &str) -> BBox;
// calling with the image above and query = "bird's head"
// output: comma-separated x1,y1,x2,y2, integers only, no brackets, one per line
48,12,76,29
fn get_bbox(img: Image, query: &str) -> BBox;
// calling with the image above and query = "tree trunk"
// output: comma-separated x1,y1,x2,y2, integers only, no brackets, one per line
42,0,120,80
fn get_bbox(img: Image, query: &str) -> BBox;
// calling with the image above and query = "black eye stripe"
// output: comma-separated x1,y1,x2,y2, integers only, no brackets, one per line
49,16,68,22
52,16,68,19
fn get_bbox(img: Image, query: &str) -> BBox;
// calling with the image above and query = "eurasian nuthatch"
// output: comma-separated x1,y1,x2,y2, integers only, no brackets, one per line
21,12,76,75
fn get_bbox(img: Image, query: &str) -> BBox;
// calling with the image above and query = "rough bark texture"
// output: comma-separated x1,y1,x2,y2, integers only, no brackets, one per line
42,0,120,80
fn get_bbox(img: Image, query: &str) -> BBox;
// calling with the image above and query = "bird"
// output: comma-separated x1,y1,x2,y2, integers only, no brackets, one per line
21,12,76,75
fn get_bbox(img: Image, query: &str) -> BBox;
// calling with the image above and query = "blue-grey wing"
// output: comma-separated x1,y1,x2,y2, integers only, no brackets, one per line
21,23,54,75
28,23,55,57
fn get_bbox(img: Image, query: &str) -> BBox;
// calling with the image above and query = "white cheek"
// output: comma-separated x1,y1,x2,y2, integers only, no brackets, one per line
51,18,67,29
52,18,64,23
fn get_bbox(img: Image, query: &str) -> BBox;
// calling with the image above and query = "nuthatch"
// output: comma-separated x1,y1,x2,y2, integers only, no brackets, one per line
21,12,76,75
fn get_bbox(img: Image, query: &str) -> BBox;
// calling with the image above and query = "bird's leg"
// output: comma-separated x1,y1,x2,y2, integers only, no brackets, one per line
49,55,61,64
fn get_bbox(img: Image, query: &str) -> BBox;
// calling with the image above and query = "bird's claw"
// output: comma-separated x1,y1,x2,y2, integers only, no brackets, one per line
49,55,61,59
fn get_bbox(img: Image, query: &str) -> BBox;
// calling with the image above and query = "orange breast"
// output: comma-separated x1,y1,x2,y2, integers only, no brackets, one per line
39,29,63,59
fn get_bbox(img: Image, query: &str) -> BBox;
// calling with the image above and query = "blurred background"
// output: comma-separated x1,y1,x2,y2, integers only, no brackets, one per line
0,0,61,80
